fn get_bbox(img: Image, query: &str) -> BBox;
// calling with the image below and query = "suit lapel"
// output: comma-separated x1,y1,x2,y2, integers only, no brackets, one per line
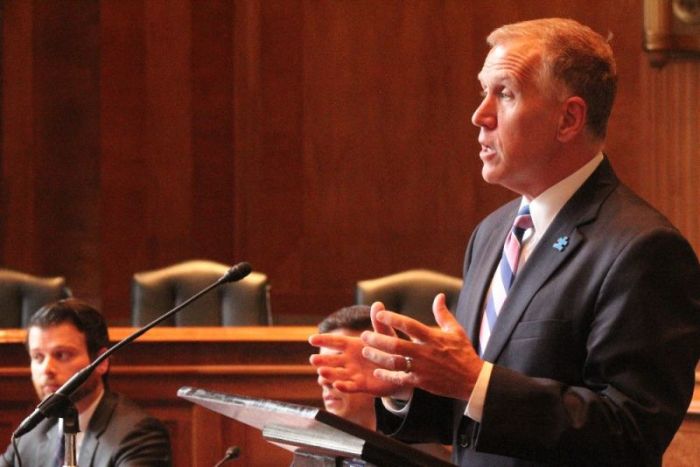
463,200,520,342
481,229,583,362
39,418,60,465
481,158,619,362
80,391,118,467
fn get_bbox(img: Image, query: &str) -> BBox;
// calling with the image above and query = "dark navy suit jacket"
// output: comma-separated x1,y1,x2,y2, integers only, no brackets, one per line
377,159,700,466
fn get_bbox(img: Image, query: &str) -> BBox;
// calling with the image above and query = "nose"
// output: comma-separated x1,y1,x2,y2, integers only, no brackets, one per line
45,356,57,372
471,94,496,129
37,356,57,377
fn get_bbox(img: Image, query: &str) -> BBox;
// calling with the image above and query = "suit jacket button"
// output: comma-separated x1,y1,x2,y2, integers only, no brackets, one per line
459,433,470,448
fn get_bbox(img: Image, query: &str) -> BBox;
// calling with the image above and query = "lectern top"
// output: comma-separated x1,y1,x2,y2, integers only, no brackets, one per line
177,386,454,467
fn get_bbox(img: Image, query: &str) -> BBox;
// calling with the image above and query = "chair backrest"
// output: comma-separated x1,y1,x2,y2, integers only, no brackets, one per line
0,268,72,328
355,269,463,324
131,260,272,326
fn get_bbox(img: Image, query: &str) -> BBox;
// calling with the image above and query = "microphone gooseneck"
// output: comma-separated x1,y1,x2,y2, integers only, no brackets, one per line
214,446,241,467
12,261,253,438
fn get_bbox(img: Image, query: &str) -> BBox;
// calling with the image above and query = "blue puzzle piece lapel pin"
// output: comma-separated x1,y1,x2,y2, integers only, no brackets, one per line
552,236,569,252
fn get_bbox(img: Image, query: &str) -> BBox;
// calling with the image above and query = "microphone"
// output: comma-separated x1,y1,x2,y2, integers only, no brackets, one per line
218,262,252,284
213,446,241,466
12,261,253,438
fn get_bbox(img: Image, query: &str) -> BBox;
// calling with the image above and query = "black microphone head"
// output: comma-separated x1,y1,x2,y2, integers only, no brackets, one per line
219,262,252,283
225,446,241,459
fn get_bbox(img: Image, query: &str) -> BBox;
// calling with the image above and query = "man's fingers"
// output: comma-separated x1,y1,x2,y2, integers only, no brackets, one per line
370,301,396,336
361,330,415,357
317,366,343,379
373,368,417,386
309,333,354,350
432,293,461,332
361,345,407,371
333,381,360,393
319,371,360,393
373,309,433,343
309,352,345,368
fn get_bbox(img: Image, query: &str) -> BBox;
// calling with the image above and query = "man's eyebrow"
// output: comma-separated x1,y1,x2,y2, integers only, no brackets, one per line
33,344,80,353
477,71,519,88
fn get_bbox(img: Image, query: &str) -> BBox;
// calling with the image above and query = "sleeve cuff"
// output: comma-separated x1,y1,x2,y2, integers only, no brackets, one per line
465,361,493,422
381,387,414,415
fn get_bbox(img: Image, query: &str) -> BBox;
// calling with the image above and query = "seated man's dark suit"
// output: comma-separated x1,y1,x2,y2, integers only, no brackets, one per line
377,159,700,466
1,391,171,466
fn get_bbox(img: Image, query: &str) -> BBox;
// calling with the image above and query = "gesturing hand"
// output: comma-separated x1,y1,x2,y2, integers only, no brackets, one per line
361,293,484,401
309,328,406,397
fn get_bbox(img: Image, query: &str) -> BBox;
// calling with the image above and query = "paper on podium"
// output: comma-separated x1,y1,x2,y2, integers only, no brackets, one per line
177,386,454,466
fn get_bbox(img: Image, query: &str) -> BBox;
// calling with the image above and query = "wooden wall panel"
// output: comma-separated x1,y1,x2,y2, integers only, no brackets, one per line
640,61,700,254
233,0,308,316
191,1,236,262
1,1,101,301
1,1,38,270
33,1,101,303
100,0,149,319
100,0,237,323
1,0,697,326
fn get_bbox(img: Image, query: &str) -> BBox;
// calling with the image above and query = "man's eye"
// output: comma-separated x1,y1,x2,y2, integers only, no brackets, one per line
55,351,72,361
499,91,513,99
31,354,44,363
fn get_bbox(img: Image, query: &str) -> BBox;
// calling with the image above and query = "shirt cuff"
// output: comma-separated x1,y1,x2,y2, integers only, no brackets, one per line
465,361,493,422
381,387,414,415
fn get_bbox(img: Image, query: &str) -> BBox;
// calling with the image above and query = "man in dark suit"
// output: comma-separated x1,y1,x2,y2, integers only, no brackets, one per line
1,299,171,466
309,17,700,466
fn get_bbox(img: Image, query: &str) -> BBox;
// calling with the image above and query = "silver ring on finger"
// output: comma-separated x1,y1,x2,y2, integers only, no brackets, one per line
404,356,413,373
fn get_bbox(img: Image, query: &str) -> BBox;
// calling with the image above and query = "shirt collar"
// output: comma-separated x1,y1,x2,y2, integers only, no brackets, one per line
79,386,104,432
521,152,604,242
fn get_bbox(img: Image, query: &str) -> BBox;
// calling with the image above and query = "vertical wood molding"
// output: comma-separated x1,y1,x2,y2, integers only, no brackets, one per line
143,0,193,263
0,1,37,270
191,1,236,263
641,61,700,255
32,1,101,302
100,0,149,321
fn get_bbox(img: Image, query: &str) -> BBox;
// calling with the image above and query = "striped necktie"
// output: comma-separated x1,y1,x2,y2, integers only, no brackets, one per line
479,205,533,355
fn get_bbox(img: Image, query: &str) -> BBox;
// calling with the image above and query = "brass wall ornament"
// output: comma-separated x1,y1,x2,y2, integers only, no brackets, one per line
644,0,700,67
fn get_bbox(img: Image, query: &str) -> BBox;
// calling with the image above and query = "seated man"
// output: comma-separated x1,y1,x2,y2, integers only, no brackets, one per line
1,298,172,466
317,305,451,461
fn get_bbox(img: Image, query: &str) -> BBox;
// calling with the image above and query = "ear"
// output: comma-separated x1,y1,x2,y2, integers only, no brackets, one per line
93,347,110,377
557,96,587,142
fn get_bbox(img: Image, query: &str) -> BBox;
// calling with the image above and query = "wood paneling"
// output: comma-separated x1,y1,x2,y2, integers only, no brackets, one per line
664,380,700,467
0,0,697,323
1,1,101,302
640,61,700,254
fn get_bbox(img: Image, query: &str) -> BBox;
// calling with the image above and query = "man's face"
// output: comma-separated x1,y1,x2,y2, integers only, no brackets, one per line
28,322,104,407
318,328,376,427
471,41,565,198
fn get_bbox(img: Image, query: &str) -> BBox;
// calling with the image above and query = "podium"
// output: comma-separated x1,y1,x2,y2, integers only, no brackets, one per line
177,386,454,467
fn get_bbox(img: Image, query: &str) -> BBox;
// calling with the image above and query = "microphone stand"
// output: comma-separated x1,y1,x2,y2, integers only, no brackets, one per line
11,262,253,444
60,405,79,467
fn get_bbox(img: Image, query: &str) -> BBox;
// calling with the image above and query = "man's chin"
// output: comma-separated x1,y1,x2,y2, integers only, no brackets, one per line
325,406,347,418
38,387,58,400
481,167,500,185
